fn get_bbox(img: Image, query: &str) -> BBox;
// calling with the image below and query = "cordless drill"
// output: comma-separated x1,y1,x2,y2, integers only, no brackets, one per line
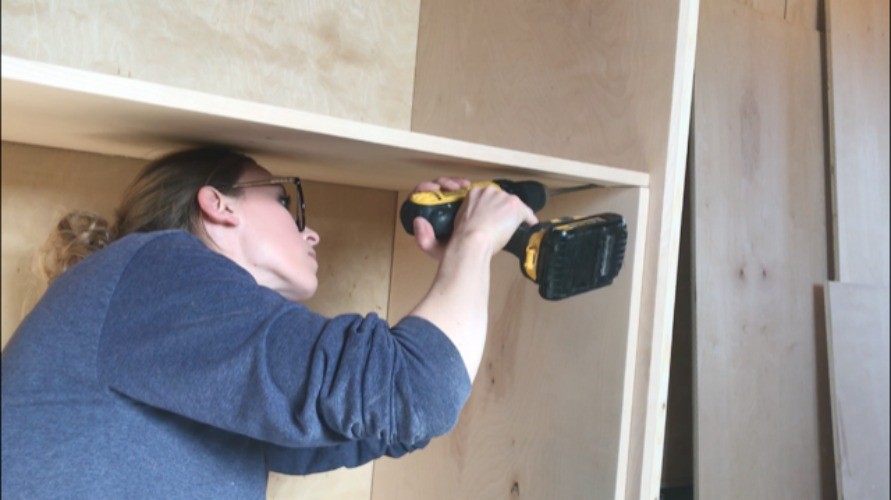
400,180,627,300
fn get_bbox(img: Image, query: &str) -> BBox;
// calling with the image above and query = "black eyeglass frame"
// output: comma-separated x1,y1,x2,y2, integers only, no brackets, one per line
229,177,306,231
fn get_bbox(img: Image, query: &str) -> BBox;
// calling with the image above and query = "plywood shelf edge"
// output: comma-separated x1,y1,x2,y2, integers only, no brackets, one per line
1,55,649,190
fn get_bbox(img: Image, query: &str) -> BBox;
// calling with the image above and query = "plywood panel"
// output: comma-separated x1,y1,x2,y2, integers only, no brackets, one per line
785,0,822,30
732,0,822,30
732,0,787,21
825,0,890,286
298,182,396,319
692,2,833,498
1,56,648,191
0,0,420,129
824,282,890,500
267,465,373,500
410,0,679,174
0,142,395,500
373,187,648,500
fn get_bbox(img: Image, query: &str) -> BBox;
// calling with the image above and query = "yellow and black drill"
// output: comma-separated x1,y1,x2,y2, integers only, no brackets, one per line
400,179,627,300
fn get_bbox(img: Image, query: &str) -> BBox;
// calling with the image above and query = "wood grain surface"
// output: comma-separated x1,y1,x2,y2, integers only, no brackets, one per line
825,0,890,286
824,282,890,500
0,0,420,129
692,2,833,498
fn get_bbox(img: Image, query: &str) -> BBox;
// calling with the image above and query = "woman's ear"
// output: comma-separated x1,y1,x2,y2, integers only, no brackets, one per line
196,186,239,226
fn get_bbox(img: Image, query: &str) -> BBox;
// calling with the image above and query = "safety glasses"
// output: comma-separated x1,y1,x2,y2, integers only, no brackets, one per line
230,177,306,231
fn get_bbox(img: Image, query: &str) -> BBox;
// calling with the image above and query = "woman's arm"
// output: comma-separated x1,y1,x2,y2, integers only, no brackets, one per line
408,181,538,381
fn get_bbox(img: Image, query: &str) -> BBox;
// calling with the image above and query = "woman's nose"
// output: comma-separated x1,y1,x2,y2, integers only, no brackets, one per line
302,226,320,246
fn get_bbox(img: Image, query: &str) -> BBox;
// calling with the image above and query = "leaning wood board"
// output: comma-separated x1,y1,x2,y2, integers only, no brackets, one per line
373,187,648,499
825,0,890,286
693,2,833,498
824,282,890,500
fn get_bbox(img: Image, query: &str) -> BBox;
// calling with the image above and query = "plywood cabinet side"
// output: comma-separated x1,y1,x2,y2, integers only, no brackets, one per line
373,187,648,500
404,3,699,497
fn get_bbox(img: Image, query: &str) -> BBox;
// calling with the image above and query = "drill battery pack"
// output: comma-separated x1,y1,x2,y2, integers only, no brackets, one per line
507,213,627,300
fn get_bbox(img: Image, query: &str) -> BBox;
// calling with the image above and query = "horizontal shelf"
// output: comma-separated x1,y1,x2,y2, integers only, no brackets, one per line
1,55,649,191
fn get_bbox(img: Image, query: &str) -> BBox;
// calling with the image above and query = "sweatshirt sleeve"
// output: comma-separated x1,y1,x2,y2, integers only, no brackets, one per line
97,233,472,451
263,436,430,475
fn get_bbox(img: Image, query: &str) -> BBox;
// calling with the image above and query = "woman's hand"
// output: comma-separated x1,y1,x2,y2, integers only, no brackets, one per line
411,177,538,261
411,177,470,261
450,185,538,256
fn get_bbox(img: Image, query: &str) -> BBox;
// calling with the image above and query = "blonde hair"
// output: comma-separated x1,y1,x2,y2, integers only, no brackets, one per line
36,147,256,283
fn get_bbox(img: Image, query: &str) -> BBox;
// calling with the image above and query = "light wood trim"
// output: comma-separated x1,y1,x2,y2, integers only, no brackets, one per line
615,187,650,498
625,1,699,498
0,56,648,191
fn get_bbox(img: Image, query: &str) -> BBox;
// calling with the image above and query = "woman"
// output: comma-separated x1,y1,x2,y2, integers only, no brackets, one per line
1,146,536,499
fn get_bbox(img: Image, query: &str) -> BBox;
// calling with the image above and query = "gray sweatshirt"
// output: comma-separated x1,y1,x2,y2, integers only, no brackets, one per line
1,230,471,499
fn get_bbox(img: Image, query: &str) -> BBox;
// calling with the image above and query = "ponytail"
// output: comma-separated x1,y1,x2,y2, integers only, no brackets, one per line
35,210,115,284
33,146,255,284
